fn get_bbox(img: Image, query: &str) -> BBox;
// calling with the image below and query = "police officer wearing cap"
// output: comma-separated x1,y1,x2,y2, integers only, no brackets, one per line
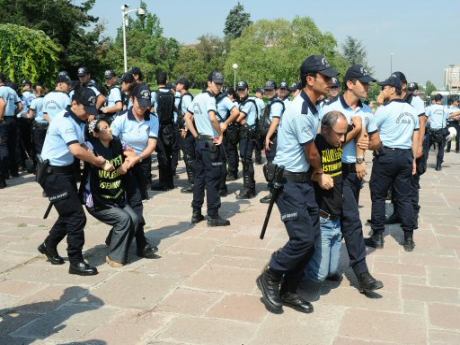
100,70,123,121
277,81,291,105
253,88,266,165
256,55,338,314
366,75,419,252
184,71,230,227
321,64,384,293
235,80,259,199
426,94,448,171
111,83,160,259
0,73,23,178
446,96,460,153
43,75,72,122
27,84,47,161
37,86,111,275
120,72,136,110
75,67,106,111
324,77,340,104
130,67,143,83
259,80,286,204
216,86,240,195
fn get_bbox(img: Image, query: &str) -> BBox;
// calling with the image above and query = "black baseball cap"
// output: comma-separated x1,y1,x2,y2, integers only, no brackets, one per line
73,87,98,115
290,82,301,92
300,55,339,78
344,64,376,83
176,77,190,89
279,81,289,89
77,66,89,77
208,71,224,84
120,72,135,83
132,83,151,108
391,71,407,84
104,70,116,79
407,82,418,92
56,75,71,84
237,81,248,90
255,88,264,94
330,77,340,88
264,80,277,91
433,94,443,102
130,67,142,75
378,75,402,90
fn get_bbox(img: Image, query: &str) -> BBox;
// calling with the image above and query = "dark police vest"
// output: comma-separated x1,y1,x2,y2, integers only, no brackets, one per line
177,92,194,129
156,89,175,126
258,98,285,137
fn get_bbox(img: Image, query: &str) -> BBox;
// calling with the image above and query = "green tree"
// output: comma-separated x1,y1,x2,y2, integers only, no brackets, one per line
341,36,372,72
224,17,347,88
0,24,60,86
425,80,437,96
224,2,252,40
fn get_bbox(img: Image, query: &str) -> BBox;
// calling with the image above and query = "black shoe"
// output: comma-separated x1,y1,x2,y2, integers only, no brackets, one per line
151,183,172,191
435,164,442,171
236,189,255,199
219,188,228,197
403,231,415,252
191,211,205,224
38,242,65,265
326,273,343,282
207,216,230,227
226,174,238,182
69,261,98,276
281,292,314,313
0,180,6,189
364,232,384,249
384,213,401,225
181,184,194,193
357,272,384,294
256,267,283,313
137,244,160,259
259,194,272,204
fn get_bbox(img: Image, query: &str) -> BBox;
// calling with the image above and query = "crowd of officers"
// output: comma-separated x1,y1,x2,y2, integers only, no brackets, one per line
0,53,456,313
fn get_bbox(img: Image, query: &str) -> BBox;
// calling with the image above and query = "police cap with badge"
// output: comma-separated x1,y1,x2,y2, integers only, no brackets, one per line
344,64,377,84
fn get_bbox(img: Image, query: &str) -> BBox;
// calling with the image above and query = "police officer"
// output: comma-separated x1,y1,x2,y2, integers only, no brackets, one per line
257,55,338,314
184,71,230,227
0,96,8,188
43,75,72,122
366,75,419,251
446,96,460,153
100,70,123,120
254,88,266,165
426,94,448,171
75,67,106,111
151,71,176,191
37,86,110,275
130,67,143,83
176,77,195,193
120,72,136,110
325,77,341,104
259,80,286,204
235,81,259,199
0,73,23,178
216,87,240,195
27,84,47,159
277,81,291,105
321,64,384,292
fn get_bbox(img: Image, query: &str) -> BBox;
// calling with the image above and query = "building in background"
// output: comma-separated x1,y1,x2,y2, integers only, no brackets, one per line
444,65,460,93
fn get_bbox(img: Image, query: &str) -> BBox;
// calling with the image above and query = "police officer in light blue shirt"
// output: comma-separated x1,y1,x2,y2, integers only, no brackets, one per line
235,81,259,199
0,73,23,177
73,66,105,111
38,86,108,276
28,84,47,157
446,96,460,153
426,93,448,170
20,80,35,118
366,75,419,252
100,70,123,120
184,71,230,227
43,75,71,121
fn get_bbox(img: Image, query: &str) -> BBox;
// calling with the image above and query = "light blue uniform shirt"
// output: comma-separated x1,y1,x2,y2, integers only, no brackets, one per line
0,85,20,116
187,91,218,137
274,91,319,172
111,109,159,155
41,110,86,166
409,95,425,116
216,96,236,122
268,98,285,121
43,91,71,121
374,99,419,149
239,97,258,126
106,86,122,107
69,85,100,100
174,91,181,123
180,94,193,115
321,95,377,164
426,104,447,130
255,98,266,116
20,90,35,117
29,97,45,123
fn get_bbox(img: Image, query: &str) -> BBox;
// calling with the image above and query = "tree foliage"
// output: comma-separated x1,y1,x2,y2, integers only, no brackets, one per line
0,24,60,86
224,17,348,88
224,2,252,40
342,36,372,72
425,80,437,96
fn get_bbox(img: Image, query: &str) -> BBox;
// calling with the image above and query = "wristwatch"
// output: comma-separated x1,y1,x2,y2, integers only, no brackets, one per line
356,157,365,164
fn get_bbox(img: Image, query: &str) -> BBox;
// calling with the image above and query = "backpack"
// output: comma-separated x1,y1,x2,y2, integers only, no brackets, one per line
156,90,175,125
177,92,194,128
258,98,285,137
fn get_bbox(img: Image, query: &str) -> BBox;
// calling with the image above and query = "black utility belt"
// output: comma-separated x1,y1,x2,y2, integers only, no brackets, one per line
33,122,48,128
319,209,340,221
342,163,356,173
383,146,411,151
197,134,214,141
48,164,75,174
283,171,311,183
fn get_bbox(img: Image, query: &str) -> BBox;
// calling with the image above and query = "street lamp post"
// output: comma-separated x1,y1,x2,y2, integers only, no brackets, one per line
390,53,394,74
232,63,239,89
121,4,146,72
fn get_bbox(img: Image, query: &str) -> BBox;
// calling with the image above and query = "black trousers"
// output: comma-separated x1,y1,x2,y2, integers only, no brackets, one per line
265,134,277,189
427,129,446,168
239,128,256,192
179,131,196,184
17,117,33,168
171,124,180,174
42,171,86,264
0,121,9,183
224,125,240,178
370,148,415,234
192,138,224,217
269,181,319,293
4,117,18,176
157,125,176,188
32,122,48,157
446,121,460,152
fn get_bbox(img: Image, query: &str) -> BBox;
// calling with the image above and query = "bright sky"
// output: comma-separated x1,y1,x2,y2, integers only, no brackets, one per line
89,0,460,88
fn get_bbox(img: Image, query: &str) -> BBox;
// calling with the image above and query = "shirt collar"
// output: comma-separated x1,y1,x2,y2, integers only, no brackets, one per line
127,108,149,122
386,98,406,106
64,107,86,125
300,90,318,115
339,94,363,110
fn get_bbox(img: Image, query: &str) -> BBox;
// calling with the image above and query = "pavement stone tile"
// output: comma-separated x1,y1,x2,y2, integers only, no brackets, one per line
401,284,460,304
156,288,222,316
332,336,400,345
205,293,267,323
428,303,460,330
0,279,46,298
427,266,460,288
373,261,426,277
165,238,220,255
429,329,460,345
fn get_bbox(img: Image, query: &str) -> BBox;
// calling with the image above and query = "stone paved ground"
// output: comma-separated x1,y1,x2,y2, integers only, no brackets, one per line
0,150,459,345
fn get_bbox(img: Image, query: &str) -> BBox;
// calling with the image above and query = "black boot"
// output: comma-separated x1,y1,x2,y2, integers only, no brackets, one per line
256,266,283,313
69,261,98,276
137,244,160,259
182,160,194,193
191,210,205,224
207,216,230,227
280,292,314,313
237,161,255,199
357,271,384,294
364,231,384,249
38,242,65,265
403,231,415,252
435,162,442,171
181,184,193,193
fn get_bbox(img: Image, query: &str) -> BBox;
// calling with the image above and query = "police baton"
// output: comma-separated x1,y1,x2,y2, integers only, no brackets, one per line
43,203,53,219
260,166,284,240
